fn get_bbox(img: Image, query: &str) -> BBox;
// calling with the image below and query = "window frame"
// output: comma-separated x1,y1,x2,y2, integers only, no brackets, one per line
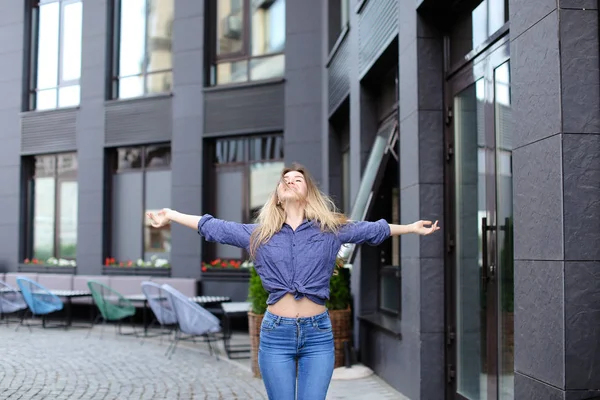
107,143,172,262
27,0,83,111
109,0,174,100
208,0,286,86
24,153,78,262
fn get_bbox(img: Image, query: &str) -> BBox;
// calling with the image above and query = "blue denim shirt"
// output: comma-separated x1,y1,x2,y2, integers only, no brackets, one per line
198,215,390,306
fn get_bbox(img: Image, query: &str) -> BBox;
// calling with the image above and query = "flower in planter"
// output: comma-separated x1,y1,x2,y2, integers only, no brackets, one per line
105,255,170,269
24,257,76,267
202,258,248,270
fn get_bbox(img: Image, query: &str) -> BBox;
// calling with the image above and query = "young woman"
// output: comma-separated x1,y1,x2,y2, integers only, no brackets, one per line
147,164,439,400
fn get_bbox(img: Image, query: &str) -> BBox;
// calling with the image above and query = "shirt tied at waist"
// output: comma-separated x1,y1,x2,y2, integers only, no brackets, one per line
291,282,308,300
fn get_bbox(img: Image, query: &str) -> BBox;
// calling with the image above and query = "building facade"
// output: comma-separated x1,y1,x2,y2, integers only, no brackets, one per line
0,0,599,399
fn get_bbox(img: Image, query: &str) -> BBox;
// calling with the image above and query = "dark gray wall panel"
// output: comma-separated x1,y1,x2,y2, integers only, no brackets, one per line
328,33,350,114
205,82,284,135
357,0,398,77
21,109,77,154
170,0,205,280
105,96,173,146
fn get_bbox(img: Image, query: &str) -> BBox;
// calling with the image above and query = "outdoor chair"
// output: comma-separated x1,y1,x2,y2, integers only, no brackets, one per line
161,284,222,359
140,281,177,341
0,280,28,325
15,276,64,331
87,280,136,338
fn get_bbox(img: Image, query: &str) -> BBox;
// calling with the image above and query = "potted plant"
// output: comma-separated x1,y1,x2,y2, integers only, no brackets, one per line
19,257,77,274
327,258,352,369
247,265,268,378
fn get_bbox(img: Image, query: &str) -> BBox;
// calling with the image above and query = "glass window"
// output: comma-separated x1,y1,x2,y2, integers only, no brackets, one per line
28,153,78,263
211,0,286,86
30,0,83,111
449,0,509,66
110,144,171,265
113,0,174,99
208,134,284,260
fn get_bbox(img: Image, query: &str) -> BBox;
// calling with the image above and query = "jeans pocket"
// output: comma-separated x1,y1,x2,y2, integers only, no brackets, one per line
314,317,332,333
261,318,278,332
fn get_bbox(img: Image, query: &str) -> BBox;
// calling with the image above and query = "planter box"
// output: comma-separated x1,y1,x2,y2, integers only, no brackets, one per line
18,264,76,275
102,266,171,277
201,269,251,302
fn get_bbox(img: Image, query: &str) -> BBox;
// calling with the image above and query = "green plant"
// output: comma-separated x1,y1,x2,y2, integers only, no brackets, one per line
247,266,268,314
327,258,351,310
246,258,352,314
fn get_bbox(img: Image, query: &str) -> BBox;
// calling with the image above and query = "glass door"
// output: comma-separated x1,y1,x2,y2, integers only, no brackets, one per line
446,39,513,400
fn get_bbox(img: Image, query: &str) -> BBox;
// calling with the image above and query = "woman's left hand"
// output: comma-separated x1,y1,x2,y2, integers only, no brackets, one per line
412,220,440,235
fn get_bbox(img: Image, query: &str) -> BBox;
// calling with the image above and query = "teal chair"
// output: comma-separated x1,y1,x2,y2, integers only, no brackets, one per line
86,280,136,338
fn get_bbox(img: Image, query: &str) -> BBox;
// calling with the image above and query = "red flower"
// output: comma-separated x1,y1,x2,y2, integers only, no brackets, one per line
127,260,133,267
119,262,124,267
32,259,38,264
201,266,207,272
24,258,30,264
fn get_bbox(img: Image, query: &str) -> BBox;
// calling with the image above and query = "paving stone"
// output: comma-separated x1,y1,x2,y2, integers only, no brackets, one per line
0,325,405,399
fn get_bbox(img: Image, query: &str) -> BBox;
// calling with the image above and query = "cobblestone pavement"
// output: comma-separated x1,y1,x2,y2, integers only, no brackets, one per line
0,325,405,399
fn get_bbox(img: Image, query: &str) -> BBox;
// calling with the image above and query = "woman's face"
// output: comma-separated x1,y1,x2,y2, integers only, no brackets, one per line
277,171,308,203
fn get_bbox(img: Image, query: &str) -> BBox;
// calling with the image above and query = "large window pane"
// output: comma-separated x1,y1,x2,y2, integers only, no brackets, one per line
33,177,56,260
379,270,400,313
217,0,245,56
249,54,284,81
37,2,60,90
112,172,143,261
58,180,78,258
215,168,244,259
250,162,284,219
215,61,248,85
119,0,146,77
58,85,80,108
251,0,285,56
144,170,171,260
146,71,172,95
146,0,173,73
37,89,58,111
61,1,82,82
119,75,145,99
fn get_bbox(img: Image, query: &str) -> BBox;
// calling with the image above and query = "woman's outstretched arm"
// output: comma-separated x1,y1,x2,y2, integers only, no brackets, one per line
147,208,255,249
147,208,200,230
389,220,439,236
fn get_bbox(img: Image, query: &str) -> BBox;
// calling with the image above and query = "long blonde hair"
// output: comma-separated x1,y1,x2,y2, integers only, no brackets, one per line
249,163,348,258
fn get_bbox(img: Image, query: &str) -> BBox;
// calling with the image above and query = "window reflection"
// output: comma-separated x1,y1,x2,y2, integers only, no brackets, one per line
449,0,508,66
30,153,78,262
37,3,60,90
117,0,173,98
213,0,285,85
33,177,56,261
251,0,285,55
32,0,82,110
62,2,82,81
59,181,78,258
217,0,245,55
249,54,285,81
250,162,285,219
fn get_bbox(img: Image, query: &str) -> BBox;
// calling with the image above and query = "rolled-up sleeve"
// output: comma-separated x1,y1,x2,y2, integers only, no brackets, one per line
197,214,256,249
337,219,391,246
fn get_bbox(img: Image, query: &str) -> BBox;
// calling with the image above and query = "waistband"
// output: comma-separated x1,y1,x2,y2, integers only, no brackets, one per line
264,309,329,325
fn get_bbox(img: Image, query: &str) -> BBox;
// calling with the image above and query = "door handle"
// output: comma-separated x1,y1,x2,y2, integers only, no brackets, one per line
481,217,489,288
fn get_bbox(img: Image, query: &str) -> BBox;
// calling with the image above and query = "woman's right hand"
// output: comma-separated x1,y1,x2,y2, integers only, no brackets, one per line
147,208,172,228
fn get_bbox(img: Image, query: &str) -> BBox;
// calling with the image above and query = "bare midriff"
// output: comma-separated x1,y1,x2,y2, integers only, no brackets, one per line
267,293,327,318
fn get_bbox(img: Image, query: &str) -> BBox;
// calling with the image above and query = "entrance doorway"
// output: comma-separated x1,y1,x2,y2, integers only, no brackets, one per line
445,38,513,400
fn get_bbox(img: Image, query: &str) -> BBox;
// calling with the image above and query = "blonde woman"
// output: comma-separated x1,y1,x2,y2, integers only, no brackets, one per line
147,164,439,400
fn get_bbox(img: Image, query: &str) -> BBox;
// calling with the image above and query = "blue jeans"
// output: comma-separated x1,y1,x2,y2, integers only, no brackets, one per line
258,309,335,400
